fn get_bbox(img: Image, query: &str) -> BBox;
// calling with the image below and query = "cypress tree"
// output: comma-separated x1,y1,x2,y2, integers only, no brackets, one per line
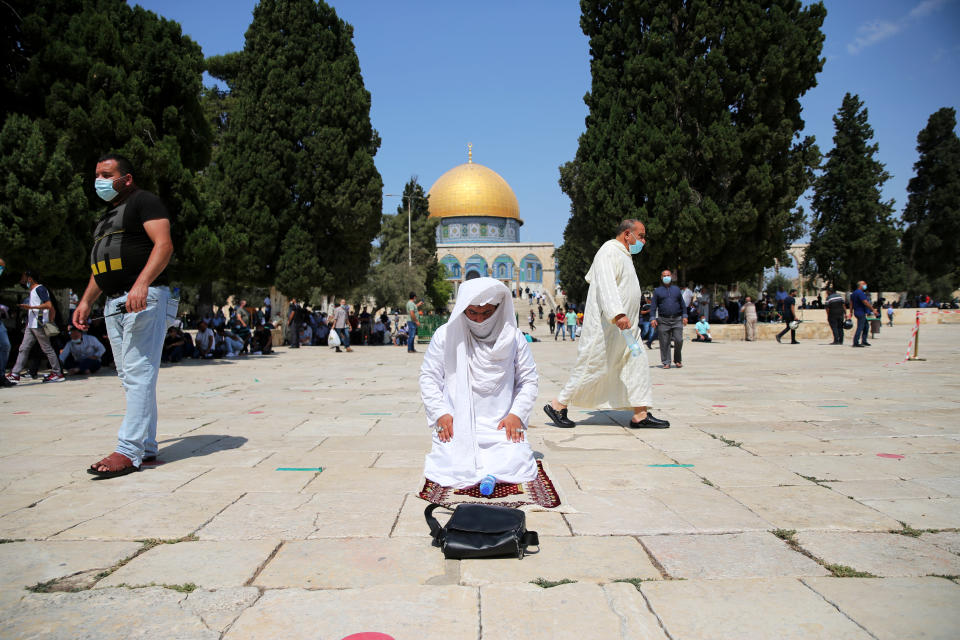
902,107,960,285
558,0,825,302
206,0,382,296
805,93,899,291
0,0,211,285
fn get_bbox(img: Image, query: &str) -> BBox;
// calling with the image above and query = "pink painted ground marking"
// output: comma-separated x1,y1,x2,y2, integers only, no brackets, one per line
249,410,264,414
712,405,728,407
12,411,30,415
877,453,905,459
341,634,395,640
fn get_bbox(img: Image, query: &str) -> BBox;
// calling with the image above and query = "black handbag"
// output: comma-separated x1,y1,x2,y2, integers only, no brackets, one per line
425,503,539,559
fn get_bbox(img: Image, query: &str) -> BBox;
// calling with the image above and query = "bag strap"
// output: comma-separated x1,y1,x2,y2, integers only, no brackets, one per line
522,530,539,547
424,504,444,542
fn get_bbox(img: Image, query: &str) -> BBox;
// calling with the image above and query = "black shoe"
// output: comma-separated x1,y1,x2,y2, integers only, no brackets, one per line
630,413,670,428
790,341,800,344
862,342,871,346
776,335,782,343
0,376,14,388
852,343,864,348
543,404,576,428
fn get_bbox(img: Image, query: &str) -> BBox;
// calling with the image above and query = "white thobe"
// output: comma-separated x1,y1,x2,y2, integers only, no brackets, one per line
420,324,539,488
558,239,652,409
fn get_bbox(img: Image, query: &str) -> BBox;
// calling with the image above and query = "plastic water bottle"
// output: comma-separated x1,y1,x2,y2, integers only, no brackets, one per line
622,329,641,358
479,474,497,496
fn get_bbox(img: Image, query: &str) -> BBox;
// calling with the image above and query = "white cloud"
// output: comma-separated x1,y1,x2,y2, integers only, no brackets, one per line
847,20,901,55
909,0,949,19
847,0,954,55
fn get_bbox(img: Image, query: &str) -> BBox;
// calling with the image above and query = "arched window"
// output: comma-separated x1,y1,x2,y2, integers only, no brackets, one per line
440,255,462,280
520,254,542,283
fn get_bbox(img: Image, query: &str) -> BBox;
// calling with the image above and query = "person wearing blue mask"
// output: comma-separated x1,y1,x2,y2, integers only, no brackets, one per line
544,219,669,429
650,269,688,369
849,280,875,347
74,153,174,479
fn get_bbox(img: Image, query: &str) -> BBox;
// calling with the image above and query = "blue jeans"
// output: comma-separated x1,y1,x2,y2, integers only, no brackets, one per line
639,320,653,343
555,323,566,339
854,314,868,345
336,327,350,348
406,321,417,351
105,286,169,466
0,322,9,372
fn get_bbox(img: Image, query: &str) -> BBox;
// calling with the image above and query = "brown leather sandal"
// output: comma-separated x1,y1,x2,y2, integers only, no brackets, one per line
87,452,140,479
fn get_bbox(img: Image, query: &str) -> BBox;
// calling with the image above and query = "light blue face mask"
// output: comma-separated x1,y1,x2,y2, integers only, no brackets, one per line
95,177,119,202
629,239,644,255
861,284,868,291
662,276,672,285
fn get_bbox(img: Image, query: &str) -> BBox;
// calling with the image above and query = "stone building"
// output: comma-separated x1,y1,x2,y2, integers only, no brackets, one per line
428,145,558,305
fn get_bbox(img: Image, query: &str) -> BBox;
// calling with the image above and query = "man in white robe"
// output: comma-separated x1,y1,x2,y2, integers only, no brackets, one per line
543,220,670,428
420,278,539,488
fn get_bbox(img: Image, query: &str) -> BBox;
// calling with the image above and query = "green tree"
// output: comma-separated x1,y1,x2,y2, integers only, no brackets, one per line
557,0,825,302
902,107,960,286
0,0,211,286
366,177,450,310
205,0,382,296
805,93,899,291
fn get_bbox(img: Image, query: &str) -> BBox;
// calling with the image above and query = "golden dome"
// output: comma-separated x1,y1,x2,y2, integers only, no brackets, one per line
428,158,521,222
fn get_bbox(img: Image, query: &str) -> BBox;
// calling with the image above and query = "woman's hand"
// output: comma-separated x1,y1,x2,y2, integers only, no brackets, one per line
497,413,526,442
436,414,454,443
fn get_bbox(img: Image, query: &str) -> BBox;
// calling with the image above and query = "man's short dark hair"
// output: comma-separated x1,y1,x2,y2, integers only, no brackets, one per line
790,289,798,295
97,153,135,177
617,219,639,235
409,292,416,299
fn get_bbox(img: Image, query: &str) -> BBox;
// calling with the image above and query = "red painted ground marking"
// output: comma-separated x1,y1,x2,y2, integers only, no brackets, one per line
877,453,905,459
249,410,264,414
341,634,395,640
12,411,30,415
712,405,727,408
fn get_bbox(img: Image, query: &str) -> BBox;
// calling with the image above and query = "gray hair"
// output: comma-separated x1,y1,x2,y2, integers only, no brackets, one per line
617,219,640,235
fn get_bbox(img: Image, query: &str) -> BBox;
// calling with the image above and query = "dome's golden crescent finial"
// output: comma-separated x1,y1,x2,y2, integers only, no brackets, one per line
468,142,472,163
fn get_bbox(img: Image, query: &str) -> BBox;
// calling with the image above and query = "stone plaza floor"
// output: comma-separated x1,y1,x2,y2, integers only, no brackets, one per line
0,321,958,639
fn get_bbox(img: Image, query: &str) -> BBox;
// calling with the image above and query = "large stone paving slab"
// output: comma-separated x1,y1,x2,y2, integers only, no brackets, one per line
860,497,960,529
479,582,625,639
224,585,478,640
641,577,874,639
97,540,278,589
802,577,960,640
724,485,903,531
0,587,219,639
461,536,659,585
254,538,446,588
563,490,698,536
0,541,141,590
796,531,960,577
640,532,829,579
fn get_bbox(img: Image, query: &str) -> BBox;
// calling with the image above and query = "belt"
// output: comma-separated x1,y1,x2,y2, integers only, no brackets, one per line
660,313,681,318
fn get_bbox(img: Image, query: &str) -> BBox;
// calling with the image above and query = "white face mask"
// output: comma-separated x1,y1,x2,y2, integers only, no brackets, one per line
72,338,82,345
465,314,498,339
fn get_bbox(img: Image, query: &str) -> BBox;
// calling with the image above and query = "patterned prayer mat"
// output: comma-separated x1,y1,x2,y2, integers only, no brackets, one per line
417,460,561,510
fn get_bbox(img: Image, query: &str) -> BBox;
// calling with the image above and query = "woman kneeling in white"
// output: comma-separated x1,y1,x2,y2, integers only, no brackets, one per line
420,277,539,488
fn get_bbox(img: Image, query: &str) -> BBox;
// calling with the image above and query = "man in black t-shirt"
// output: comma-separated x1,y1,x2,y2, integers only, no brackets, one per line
824,288,847,345
776,289,800,344
74,153,174,479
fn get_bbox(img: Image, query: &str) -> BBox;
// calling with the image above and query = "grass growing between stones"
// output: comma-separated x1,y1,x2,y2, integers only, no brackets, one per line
531,578,576,588
612,577,659,589
929,575,960,584
707,433,742,447
823,564,878,578
798,475,831,485
0,538,25,544
771,529,876,577
890,523,958,538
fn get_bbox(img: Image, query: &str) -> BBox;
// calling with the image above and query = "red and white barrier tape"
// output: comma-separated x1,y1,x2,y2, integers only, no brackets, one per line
884,312,922,366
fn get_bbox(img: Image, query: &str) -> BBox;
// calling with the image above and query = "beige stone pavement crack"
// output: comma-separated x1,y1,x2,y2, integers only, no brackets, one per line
388,492,408,537
799,578,881,640
635,536,673,579
245,541,283,587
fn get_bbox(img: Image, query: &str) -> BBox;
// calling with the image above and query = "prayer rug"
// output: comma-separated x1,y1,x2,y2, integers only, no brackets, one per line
417,460,561,510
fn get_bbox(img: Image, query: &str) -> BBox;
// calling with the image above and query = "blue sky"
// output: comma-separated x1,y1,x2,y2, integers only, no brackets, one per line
135,0,959,250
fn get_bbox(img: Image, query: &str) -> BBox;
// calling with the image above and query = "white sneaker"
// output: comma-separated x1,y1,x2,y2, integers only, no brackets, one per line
42,372,66,383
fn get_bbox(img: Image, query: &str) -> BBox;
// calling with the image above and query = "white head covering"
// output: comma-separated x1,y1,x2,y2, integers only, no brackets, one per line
442,278,519,476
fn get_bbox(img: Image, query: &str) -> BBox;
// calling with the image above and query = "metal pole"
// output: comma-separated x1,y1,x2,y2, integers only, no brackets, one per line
407,196,412,266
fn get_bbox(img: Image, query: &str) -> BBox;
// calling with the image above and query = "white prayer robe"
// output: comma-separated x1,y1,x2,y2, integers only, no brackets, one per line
558,239,653,409
420,281,539,488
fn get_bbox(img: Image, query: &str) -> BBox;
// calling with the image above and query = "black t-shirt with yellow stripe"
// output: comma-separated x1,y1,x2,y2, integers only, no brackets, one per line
90,189,170,296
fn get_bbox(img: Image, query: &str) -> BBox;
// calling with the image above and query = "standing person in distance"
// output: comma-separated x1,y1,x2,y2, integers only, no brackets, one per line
742,295,758,342
406,292,420,353
849,280,875,347
824,287,847,345
74,153,173,478
650,269,687,369
554,307,566,341
331,299,353,353
776,289,800,344
6,270,65,384
544,219,669,429
547,307,556,336
286,298,301,349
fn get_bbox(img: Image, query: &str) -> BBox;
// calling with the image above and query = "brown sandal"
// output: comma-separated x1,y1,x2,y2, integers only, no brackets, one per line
87,452,140,478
